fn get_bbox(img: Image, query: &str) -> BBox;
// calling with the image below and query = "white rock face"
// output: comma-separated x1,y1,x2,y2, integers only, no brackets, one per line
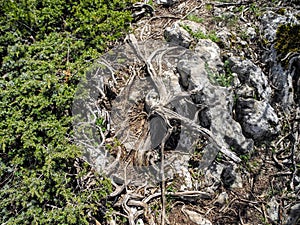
267,197,279,222
214,192,229,206
260,11,298,43
260,11,300,111
182,208,212,225
216,28,232,49
236,99,280,140
177,46,253,156
195,39,224,75
164,22,192,48
229,56,272,100
156,0,177,6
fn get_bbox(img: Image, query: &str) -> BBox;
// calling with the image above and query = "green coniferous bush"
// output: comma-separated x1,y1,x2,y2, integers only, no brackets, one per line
0,0,135,224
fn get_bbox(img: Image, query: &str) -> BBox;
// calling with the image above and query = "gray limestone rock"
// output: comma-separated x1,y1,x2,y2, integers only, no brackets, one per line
228,55,282,141
214,192,229,206
235,84,256,99
260,11,298,43
228,56,272,100
285,203,300,225
204,162,243,190
182,208,212,225
177,53,253,156
260,11,300,110
220,163,243,189
78,37,258,186
156,0,177,6
164,22,192,48
267,197,280,223
216,28,232,49
236,98,280,141
195,39,224,75
204,162,224,190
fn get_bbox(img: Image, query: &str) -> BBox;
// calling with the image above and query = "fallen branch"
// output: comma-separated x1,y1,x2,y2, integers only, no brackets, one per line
210,0,254,7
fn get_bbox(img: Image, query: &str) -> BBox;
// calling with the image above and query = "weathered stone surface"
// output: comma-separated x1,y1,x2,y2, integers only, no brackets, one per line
285,203,300,225
267,196,279,223
216,28,232,49
165,153,193,190
195,39,224,74
229,56,272,100
156,0,177,6
217,25,254,50
204,162,243,190
260,11,298,43
177,52,253,155
236,98,280,141
228,55,282,141
214,191,229,206
260,11,300,110
220,163,243,189
235,84,256,99
164,22,192,48
182,208,212,225
204,162,224,190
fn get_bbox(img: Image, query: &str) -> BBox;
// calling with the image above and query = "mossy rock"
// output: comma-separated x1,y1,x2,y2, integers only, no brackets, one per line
275,23,300,68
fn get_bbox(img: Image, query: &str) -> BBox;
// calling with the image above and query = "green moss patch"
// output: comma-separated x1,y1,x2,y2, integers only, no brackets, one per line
275,23,300,68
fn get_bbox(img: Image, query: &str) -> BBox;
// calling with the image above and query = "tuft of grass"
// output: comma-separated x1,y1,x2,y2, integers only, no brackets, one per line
187,14,204,23
148,0,154,7
205,4,213,11
205,61,234,87
181,24,220,43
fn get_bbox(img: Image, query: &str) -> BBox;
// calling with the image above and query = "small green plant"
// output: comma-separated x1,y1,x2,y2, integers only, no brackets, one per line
116,215,128,224
205,4,213,11
166,184,177,193
240,154,251,162
207,31,220,43
249,3,261,17
190,169,203,180
233,5,245,13
187,14,204,23
181,24,220,43
218,60,234,87
148,0,154,6
193,30,207,39
205,61,233,87
106,138,122,153
213,14,238,28
215,73,232,87
95,116,106,132
237,27,250,40
216,152,223,162
150,202,161,214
